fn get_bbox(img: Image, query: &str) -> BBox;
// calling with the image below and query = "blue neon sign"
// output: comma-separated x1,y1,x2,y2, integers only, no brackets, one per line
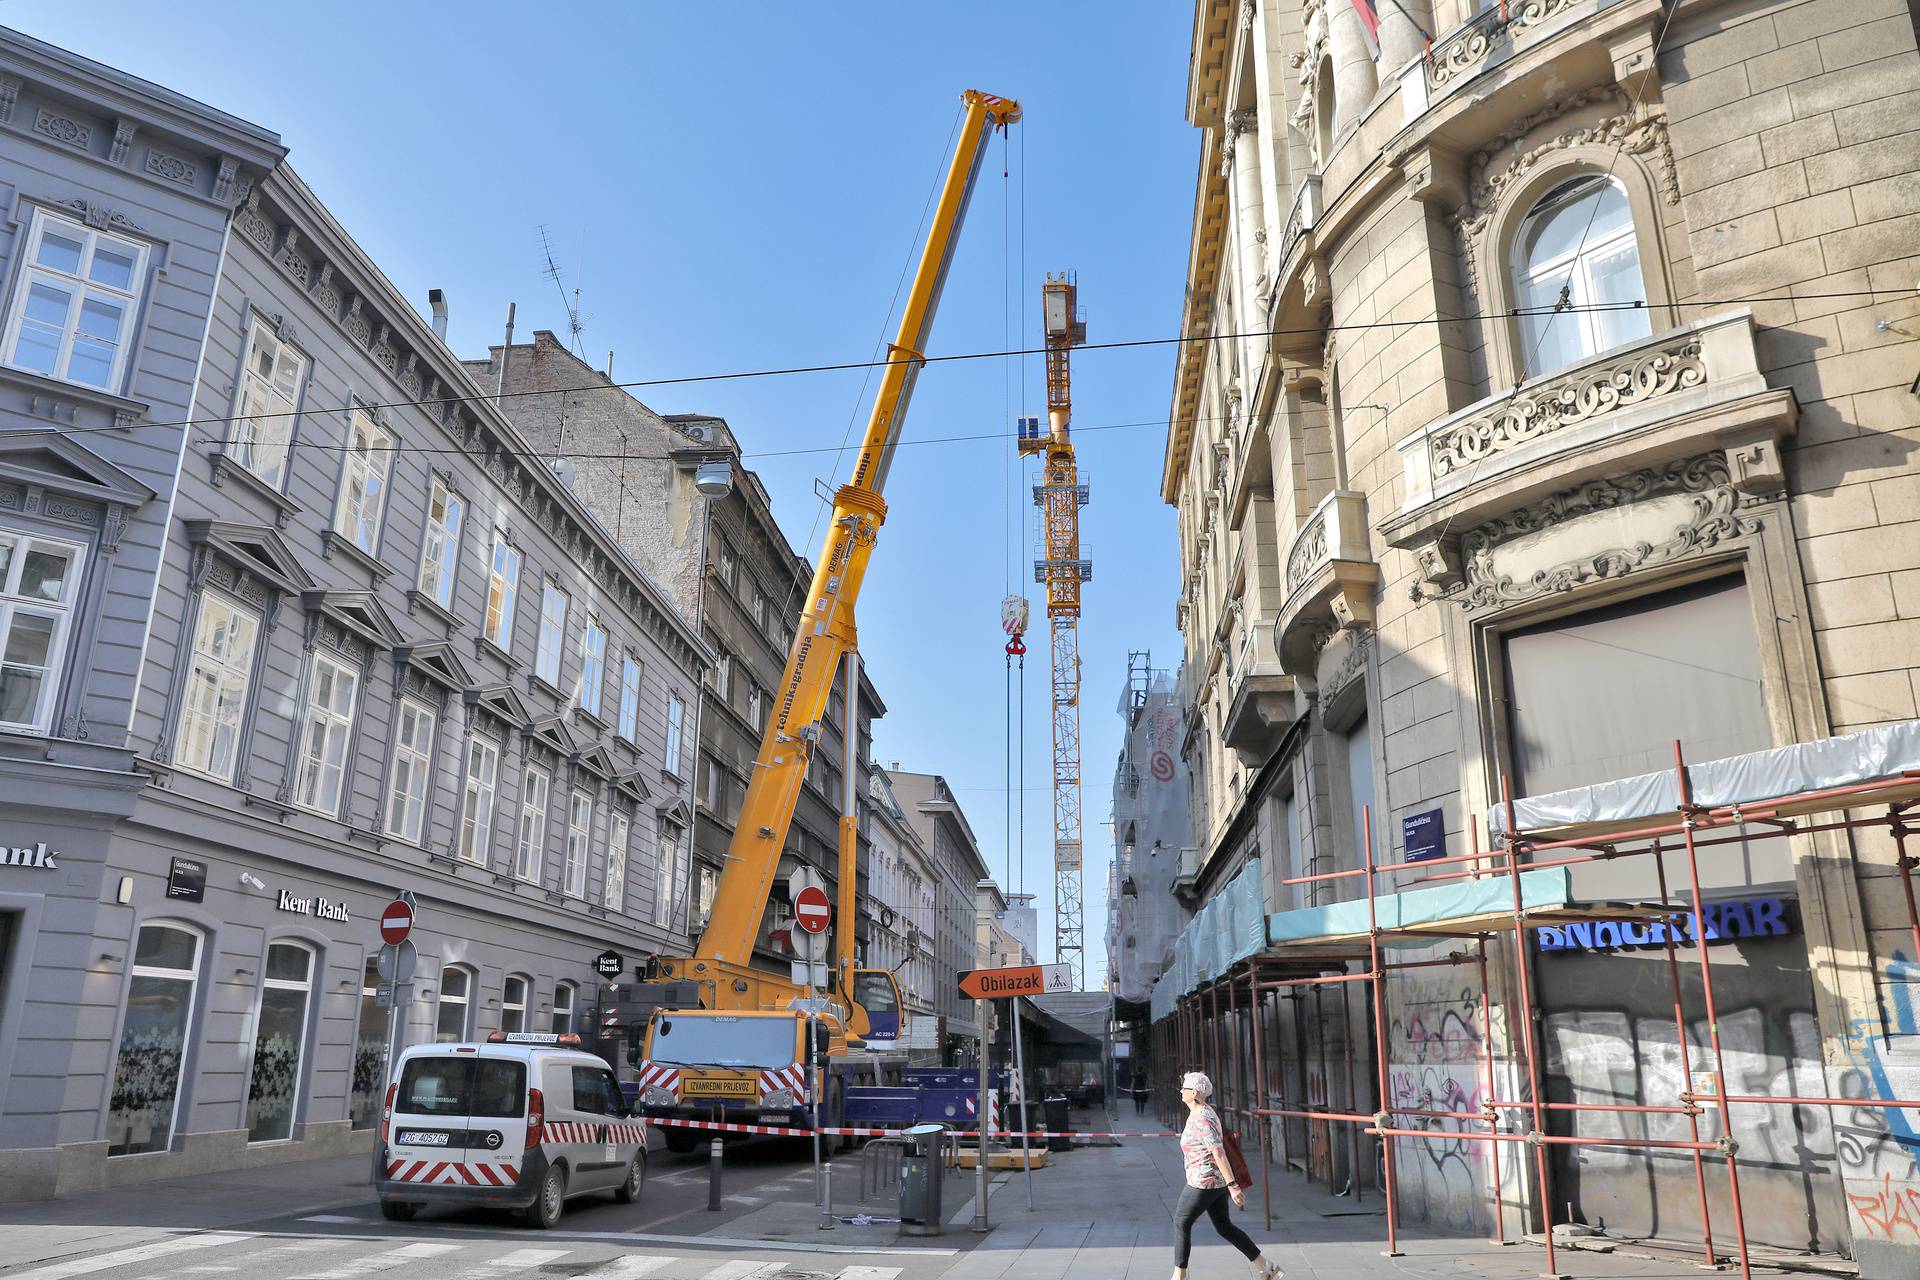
1535,896,1793,953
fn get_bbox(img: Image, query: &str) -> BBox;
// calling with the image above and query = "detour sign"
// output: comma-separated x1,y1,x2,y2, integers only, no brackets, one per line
957,963,1074,1000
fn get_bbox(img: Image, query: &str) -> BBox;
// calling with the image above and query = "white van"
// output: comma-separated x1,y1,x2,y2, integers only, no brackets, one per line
376,1031,647,1228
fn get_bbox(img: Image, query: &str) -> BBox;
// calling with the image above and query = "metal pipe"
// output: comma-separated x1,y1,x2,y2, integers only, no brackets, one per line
708,1135,723,1211
1366,1127,1721,1151
1363,806,1400,1255
496,301,515,402
1251,978,1273,1229
1500,777,1560,1279
1894,814,1920,992
1654,837,1718,1267
1475,937,1506,1244
1673,741,1753,1280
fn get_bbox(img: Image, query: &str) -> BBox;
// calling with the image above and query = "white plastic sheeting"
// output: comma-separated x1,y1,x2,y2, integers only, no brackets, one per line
1149,860,1266,1023
1264,867,1574,946
1487,721,1920,840
1109,669,1193,1003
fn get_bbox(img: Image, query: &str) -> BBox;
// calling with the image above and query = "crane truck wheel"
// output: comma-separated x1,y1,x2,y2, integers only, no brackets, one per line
664,1127,700,1155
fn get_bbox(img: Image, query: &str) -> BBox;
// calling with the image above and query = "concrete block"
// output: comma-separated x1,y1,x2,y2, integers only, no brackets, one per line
1823,212,1920,272
1669,88,1794,158
1695,213,1783,269
1806,574,1897,628
1772,0,1909,42
1676,134,1765,191
1852,171,1920,226
1817,16,1918,73
1797,518,1920,583
1761,114,1841,167
1696,240,1830,296
1870,475,1920,524
1834,90,1920,146
1818,621,1920,681
1667,61,1754,117
1791,396,1863,449
1757,313,1840,370
1747,39,1825,93
1777,191,1857,243
1806,132,1920,195
1892,568,1920,617
1789,52,1920,118
1790,268,1874,320
1667,10,1780,76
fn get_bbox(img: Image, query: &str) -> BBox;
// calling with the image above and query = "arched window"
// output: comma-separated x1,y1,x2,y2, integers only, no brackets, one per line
1511,175,1651,376
502,974,529,1034
436,965,472,1043
552,981,576,1036
1314,60,1336,166
247,942,314,1142
108,922,202,1156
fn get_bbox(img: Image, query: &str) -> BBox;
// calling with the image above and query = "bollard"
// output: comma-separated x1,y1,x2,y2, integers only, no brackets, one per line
819,1158,835,1230
707,1136,723,1211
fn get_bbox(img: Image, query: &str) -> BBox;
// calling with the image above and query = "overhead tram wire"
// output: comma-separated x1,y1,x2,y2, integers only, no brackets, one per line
15,287,1907,454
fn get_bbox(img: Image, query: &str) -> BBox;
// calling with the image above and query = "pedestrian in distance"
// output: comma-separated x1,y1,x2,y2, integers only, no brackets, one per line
1134,1076,1150,1115
1171,1072,1280,1280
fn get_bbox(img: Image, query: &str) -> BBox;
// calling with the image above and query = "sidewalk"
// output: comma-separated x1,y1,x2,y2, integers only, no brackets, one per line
942,1125,1766,1279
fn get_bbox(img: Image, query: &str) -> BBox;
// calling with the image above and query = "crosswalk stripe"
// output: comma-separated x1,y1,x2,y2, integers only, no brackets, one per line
291,1242,461,1280
831,1269,904,1280
586,1258,680,1278
4,1232,251,1278
476,1248,573,1271
699,1263,787,1280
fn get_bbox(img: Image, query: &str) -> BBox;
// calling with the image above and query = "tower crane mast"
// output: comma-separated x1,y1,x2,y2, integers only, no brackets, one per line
1020,275,1089,988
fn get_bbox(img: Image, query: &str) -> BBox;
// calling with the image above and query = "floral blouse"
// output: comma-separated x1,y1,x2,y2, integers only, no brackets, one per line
1181,1104,1227,1189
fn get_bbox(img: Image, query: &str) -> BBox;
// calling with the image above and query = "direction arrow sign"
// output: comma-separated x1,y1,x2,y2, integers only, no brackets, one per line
380,898,415,947
957,962,1074,1000
794,884,831,935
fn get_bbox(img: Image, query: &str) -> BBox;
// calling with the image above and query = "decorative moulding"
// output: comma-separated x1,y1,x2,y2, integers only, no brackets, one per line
32,108,90,150
143,148,197,187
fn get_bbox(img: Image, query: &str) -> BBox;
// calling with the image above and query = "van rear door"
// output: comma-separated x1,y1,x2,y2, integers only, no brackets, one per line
387,1053,529,1189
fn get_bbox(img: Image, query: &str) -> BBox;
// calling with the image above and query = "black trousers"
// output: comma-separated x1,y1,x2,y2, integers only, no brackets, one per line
1172,1184,1261,1267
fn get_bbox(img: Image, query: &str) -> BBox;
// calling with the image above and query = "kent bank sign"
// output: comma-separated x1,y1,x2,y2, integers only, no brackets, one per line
2,842,59,870
1535,896,1794,953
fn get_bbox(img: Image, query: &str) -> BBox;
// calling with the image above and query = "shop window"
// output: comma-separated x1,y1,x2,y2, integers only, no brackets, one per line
502,974,529,1034
552,981,576,1035
350,955,386,1130
1511,175,1650,376
0,529,84,734
564,790,592,898
459,736,500,864
435,965,472,1042
605,809,630,913
332,409,392,555
247,942,313,1143
107,922,202,1156
228,319,306,490
292,653,359,817
174,592,259,781
2,206,148,392
515,764,551,883
417,477,464,610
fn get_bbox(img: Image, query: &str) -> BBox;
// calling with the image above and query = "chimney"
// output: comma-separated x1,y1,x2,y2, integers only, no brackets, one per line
428,289,448,342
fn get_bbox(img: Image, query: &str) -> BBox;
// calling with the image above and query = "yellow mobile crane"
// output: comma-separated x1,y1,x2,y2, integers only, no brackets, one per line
635,92,1021,1132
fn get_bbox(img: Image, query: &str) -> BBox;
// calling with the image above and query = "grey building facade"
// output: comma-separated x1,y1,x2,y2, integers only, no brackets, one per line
463,333,882,979
888,770,990,1060
0,29,708,1198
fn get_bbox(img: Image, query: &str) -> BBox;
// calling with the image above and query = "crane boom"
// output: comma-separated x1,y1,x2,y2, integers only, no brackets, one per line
653,91,1020,1038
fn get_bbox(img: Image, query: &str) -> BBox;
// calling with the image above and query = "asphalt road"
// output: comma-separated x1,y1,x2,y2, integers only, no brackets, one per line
0,1137,969,1280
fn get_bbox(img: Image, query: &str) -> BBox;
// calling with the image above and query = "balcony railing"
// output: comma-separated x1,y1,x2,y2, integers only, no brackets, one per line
1278,175,1322,268
1426,0,1578,92
1274,490,1379,675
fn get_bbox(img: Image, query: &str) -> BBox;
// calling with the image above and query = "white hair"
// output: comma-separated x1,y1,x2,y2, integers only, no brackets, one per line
1182,1071,1213,1098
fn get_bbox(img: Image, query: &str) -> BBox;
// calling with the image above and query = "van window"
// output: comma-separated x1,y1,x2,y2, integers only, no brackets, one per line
572,1065,625,1116
650,1014,796,1069
398,1056,527,1118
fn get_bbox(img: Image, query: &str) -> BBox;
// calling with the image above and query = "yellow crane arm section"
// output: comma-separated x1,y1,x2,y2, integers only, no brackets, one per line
696,90,1020,968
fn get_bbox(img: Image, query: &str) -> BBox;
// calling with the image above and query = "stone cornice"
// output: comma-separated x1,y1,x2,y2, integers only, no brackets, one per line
247,168,711,675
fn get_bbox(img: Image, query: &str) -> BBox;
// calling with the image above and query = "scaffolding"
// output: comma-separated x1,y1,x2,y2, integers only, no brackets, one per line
1145,735,1920,1280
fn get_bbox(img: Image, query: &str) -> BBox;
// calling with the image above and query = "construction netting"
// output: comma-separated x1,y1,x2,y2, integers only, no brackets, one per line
1109,665,1194,1003
1148,860,1266,1022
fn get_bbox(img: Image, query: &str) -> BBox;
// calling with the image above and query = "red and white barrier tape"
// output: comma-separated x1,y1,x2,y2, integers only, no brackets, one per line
643,1115,1176,1140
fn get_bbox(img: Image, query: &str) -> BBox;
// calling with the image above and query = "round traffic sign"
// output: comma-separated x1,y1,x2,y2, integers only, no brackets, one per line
379,898,414,946
794,885,831,934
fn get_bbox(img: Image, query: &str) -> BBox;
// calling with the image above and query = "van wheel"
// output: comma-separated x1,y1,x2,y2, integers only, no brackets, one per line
379,1201,417,1222
525,1164,566,1229
614,1150,646,1204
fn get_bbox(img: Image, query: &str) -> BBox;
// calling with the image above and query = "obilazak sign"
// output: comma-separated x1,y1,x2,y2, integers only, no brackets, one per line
1535,895,1793,953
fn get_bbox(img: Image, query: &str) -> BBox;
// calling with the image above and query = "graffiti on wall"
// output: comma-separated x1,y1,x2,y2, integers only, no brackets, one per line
1389,984,1521,1232
1838,953,1920,1244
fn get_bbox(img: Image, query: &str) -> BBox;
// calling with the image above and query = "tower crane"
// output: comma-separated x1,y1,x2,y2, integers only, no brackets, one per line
1019,275,1090,988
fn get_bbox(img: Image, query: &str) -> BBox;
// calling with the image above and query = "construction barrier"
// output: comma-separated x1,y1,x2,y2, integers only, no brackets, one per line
642,1115,1178,1140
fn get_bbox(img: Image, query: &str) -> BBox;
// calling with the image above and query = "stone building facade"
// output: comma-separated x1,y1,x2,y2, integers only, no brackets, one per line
1164,0,1920,1272
462,334,883,978
0,28,708,1197
868,765,937,1041
889,769,993,1060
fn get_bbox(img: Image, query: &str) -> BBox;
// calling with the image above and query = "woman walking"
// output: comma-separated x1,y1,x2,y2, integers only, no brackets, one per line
1171,1072,1280,1279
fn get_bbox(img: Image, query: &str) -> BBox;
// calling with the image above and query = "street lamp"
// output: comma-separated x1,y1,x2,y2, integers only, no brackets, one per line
694,458,733,497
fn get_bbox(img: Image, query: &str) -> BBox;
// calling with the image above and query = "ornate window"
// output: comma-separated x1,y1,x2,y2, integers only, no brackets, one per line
484,532,521,650
1511,175,1650,376
384,698,436,843
564,789,592,898
657,820,685,925
664,694,686,775
229,319,307,490
174,593,259,781
418,478,464,610
515,763,551,882
292,653,359,816
0,529,84,734
107,923,202,1156
618,653,642,743
501,974,530,1034
605,809,630,912
2,207,148,391
578,618,606,716
534,581,568,686
246,942,314,1143
459,735,500,864
332,410,392,555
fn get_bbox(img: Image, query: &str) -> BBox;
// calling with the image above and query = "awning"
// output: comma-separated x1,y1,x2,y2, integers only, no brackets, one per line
1263,867,1665,948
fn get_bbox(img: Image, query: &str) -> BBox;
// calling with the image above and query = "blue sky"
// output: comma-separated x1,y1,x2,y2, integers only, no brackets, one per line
13,2,1196,983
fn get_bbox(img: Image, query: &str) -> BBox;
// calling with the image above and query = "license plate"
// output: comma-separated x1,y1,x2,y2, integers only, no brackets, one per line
397,1130,450,1146
683,1078,755,1097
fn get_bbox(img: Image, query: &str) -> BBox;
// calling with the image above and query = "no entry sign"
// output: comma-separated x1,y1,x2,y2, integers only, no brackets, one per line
794,884,831,935
379,897,414,946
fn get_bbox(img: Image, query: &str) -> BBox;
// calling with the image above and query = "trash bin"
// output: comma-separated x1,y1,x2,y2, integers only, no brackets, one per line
1044,1095,1072,1153
899,1123,947,1236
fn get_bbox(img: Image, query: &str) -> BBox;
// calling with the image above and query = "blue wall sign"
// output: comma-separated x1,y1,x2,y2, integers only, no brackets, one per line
1403,809,1446,863
1536,896,1794,953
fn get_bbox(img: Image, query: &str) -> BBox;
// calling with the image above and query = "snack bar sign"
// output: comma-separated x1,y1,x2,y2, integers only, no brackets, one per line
1536,896,1793,953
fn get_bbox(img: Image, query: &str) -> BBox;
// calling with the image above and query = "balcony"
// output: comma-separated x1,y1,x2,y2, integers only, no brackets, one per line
1171,846,1202,901
1222,616,1294,765
1398,0,1664,125
1274,491,1380,676
1383,310,1796,596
